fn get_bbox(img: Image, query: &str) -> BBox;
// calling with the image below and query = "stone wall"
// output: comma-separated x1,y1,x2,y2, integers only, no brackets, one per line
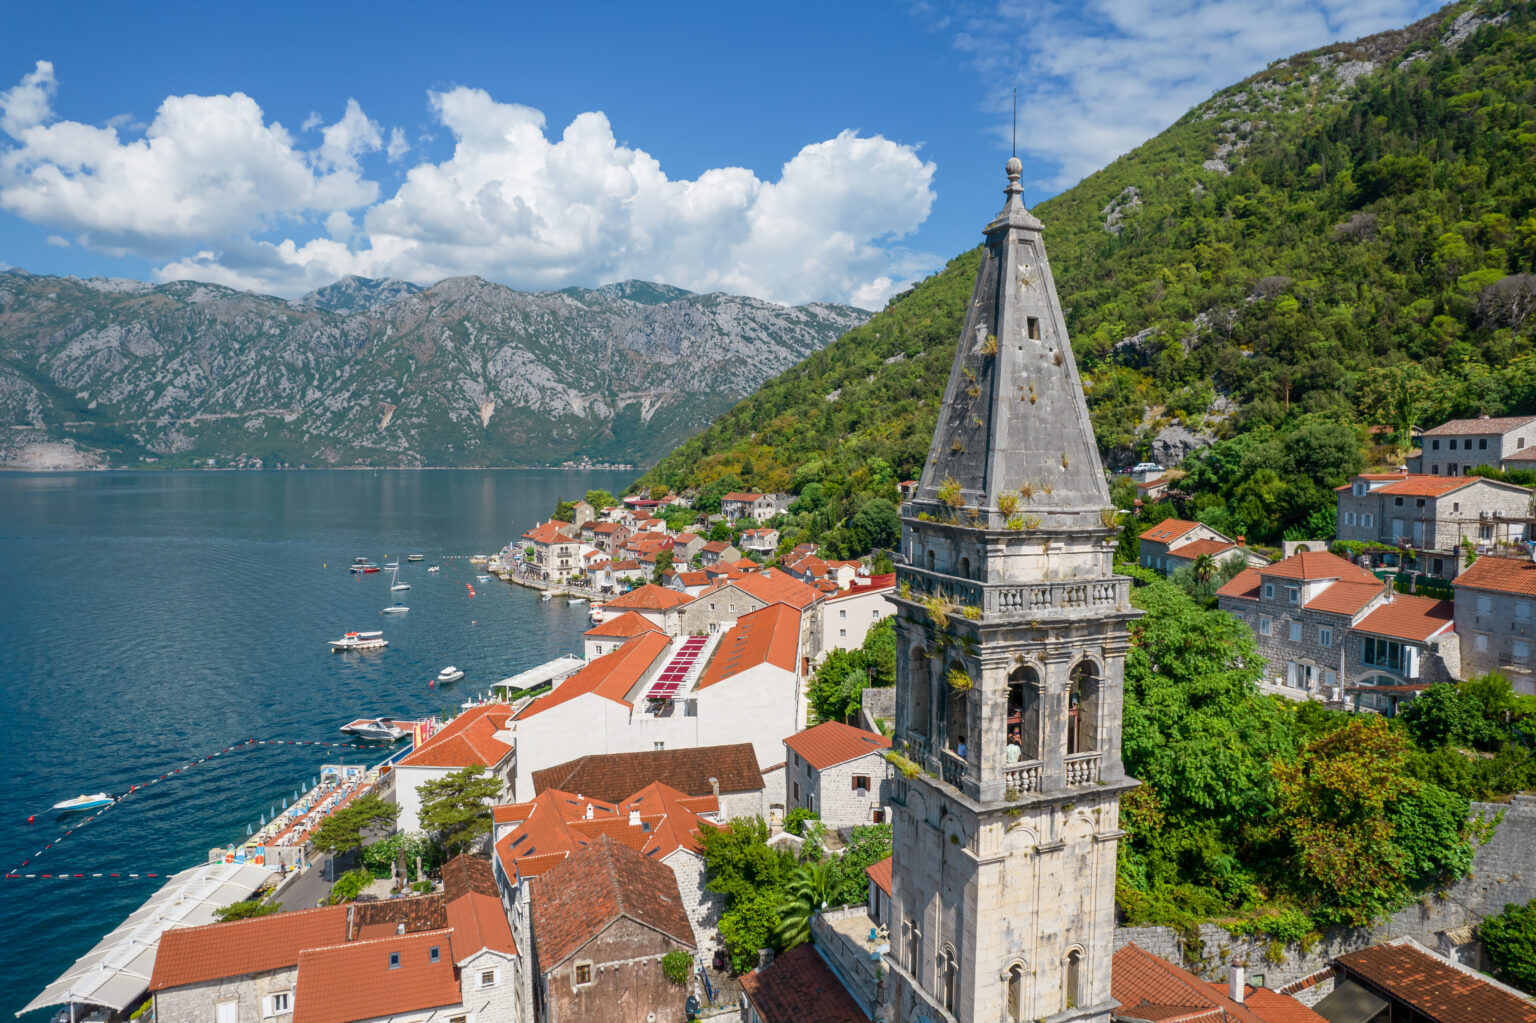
154,969,297,1023
861,687,896,734
458,949,521,1022
811,752,893,830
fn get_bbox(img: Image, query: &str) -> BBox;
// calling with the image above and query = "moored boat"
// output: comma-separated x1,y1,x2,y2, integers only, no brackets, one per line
340,718,409,741
330,630,388,652
381,603,409,614
436,666,465,684
568,596,587,605
427,565,441,573
53,793,113,813
407,554,424,562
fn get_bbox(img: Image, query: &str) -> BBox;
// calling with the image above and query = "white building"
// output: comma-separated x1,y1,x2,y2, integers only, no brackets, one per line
390,703,516,833
820,574,896,655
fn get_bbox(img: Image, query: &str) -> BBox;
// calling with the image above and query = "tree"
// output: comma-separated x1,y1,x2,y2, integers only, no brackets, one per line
831,823,893,905
215,899,279,922
774,857,836,949
849,498,900,552
1358,363,1442,441
308,793,400,855
708,521,732,542
862,617,897,687
1482,901,1536,992
327,867,373,904
1399,683,1493,750
1191,553,1216,585
698,816,793,972
585,489,619,509
807,649,870,723
417,765,502,855
654,548,675,574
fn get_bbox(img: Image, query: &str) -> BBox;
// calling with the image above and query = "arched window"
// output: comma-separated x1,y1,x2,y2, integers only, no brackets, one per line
1007,665,1041,762
1065,949,1082,1010
1007,963,1024,1022
943,945,958,1011
1068,661,1101,755
959,555,971,580
946,661,968,756
910,647,931,737
906,922,922,978
926,549,936,572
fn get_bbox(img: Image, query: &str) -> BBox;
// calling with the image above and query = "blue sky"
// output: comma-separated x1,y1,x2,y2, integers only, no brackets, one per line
0,0,1441,307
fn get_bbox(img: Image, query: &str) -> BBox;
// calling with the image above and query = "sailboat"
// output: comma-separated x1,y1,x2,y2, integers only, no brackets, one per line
389,565,411,592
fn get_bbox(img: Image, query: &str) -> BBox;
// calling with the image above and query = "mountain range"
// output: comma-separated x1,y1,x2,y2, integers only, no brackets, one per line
0,271,866,469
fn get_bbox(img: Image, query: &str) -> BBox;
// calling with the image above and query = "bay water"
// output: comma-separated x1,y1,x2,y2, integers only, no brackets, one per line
0,468,632,1017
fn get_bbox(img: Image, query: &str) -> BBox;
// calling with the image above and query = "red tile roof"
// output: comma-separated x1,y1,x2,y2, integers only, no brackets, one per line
865,856,892,896
1454,554,1536,597
1216,568,1262,601
740,943,868,1023
515,631,670,718
727,567,823,609
293,930,463,1023
785,721,891,771
441,854,517,958
674,570,712,587
1505,448,1536,462
1112,943,1326,1023
1139,519,1203,544
399,702,514,770
1423,415,1536,436
1305,580,1386,616
604,584,693,611
531,743,764,802
1372,475,1478,497
1354,595,1455,643
149,905,347,990
827,575,897,601
591,522,627,534
1168,539,1238,559
529,834,695,968
522,520,574,544
722,492,764,502
698,604,801,688
1261,550,1378,583
701,540,734,554
1335,938,1536,1023
584,611,664,639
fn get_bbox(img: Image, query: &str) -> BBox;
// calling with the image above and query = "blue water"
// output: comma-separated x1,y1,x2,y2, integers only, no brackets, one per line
0,469,632,1017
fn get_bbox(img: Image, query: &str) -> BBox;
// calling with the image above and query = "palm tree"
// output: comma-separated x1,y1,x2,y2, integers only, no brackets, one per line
1192,553,1216,587
773,858,837,950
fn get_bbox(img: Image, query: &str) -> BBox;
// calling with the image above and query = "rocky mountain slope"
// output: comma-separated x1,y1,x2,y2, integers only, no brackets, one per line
637,0,1536,541
0,272,866,468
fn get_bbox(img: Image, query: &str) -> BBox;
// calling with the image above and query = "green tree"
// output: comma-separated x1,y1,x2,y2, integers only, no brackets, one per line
708,521,732,542
585,489,619,509
807,649,870,723
1399,683,1494,750
308,793,400,855
1191,553,1216,586
830,823,893,905
849,498,900,552
327,867,373,904
1358,363,1443,441
774,857,836,949
783,808,820,837
698,816,792,971
1482,901,1536,992
417,765,502,855
655,548,675,574
861,616,897,687
215,899,279,922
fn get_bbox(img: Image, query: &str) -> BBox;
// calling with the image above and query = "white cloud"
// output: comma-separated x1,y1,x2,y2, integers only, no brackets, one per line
0,60,56,137
44,233,69,247
0,68,936,307
939,0,1439,193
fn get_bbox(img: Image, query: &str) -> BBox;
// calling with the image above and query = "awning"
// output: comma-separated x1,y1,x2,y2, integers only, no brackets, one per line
1313,978,1390,1023
493,655,585,692
21,860,273,1015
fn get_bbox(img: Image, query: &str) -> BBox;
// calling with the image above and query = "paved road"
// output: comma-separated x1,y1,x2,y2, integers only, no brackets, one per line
274,853,334,911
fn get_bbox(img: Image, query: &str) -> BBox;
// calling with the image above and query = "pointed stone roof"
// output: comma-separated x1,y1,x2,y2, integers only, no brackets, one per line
913,158,1109,527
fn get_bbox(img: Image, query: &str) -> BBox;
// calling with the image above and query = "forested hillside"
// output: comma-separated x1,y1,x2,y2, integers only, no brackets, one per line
636,0,1536,548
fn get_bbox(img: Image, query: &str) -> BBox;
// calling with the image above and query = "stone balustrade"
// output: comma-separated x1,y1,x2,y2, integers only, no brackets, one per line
1065,752,1101,786
988,579,1128,617
1003,759,1043,794
940,750,968,788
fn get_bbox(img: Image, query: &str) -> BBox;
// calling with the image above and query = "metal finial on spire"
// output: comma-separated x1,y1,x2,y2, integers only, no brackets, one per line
1012,87,1017,158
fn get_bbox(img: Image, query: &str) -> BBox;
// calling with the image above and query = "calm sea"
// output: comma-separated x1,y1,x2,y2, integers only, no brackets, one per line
0,468,633,1018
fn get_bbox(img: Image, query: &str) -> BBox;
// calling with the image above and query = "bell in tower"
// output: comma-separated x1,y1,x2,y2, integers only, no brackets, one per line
884,158,1141,1023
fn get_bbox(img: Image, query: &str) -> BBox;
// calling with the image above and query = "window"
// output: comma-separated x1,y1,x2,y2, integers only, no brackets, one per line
1027,316,1040,339
1454,502,1460,512
709,602,716,610
1481,438,1489,450
1478,596,1493,614
685,699,698,717
449,1017,468,1023
1417,498,1426,508
1259,616,1272,636
839,629,847,638
943,946,959,1011
1520,602,1532,621
852,774,871,793
1477,634,1490,652
573,963,592,986
1449,439,1458,451
906,922,921,974
792,781,801,802
1286,585,1299,604
1517,642,1532,667
217,1002,238,1023
1363,513,1373,527
1319,627,1333,648
1066,949,1083,1010
1432,439,1441,450
1433,559,1444,575
1262,583,1274,599
263,992,292,1017
1344,511,1355,525
389,952,401,969
1394,497,1404,506
1363,637,1404,671
839,608,847,619
872,808,886,824
429,945,440,964
1288,622,1302,642
728,603,736,612
653,741,665,751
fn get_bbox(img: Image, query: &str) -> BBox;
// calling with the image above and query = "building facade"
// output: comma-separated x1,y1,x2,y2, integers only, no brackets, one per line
1411,415,1536,476
1335,472,1532,579
783,721,893,829
1454,554,1536,694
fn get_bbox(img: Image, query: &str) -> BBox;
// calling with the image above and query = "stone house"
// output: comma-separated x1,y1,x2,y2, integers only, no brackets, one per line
521,520,581,582
586,521,631,555
1136,518,1263,576
569,499,595,527
720,491,787,523
1335,471,1532,579
663,569,713,597
1411,414,1536,476
696,540,741,567
784,721,893,828
739,527,781,554
530,742,767,820
1453,554,1536,695
527,835,696,1023
1323,937,1536,1023
1217,551,1458,713
677,569,825,668
391,703,516,832
672,531,706,563
1112,944,1325,1022
820,574,896,655
598,584,692,635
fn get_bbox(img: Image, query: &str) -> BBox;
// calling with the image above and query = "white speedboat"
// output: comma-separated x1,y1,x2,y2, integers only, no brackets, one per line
589,603,605,624
540,591,553,601
384,562,399,569
381,603,409,614
350,562,378,574
340,719,409,742
427,565,440,573
477,574,493,582
436,666,465,684
407,554,424,562
330,631,388,652
568,596,587,605
53,793,113,813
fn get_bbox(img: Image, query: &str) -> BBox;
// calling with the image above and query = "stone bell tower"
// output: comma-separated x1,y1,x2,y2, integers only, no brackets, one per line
885,159,1139,1023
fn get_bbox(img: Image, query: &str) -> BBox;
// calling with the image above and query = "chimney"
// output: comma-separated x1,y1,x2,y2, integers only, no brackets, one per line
1237,535,1245,546
396,921,406,935
585,803,594,820
1228,961,1246,1003
629,805,641,826
709,776,720,799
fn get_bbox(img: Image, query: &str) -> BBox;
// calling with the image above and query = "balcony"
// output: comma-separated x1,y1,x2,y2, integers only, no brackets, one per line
940,750,968,788
1065,752,1101,786
1003,759,1042,794
988,580,1128,617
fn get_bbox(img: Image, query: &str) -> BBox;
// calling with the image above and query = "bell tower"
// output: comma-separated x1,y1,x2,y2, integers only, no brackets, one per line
885,159,1139,1023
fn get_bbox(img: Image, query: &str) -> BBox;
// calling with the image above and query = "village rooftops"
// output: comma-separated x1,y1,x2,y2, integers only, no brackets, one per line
522,520,574,544
1217,551,1386,617
514,631,671,719
1169,538,1239,559
1330,936,1536,1023
785,721,891,771
1138,518,1204,544
149,905,348,991
1362,474,1481,497
740,943,869,1023
1353,594,1455,643
583,611,664,639
531,743,764,803
826,573,897,601
697,603,801,688
440,854,517,960
711,566,823,609
1422,415,1536,436
292,930,461,1023
397,702,513,770
721,491,764,503
1111,943,1326,1023
1453,554,1536,597
529,834,696,967
603,583,693,611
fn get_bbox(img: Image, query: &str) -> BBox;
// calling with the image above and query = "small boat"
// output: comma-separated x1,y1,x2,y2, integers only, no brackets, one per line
427,565,441,573
477,574,493,582
53,793,113,813
350,562,378,573
589,603,604,624
388,566,410,591
381,603,409,614
436,666,465,684
384,562,399,569
362,565,380,574
568,596,587,605
330,631,388,652
407,554,424,562
340,718,409,742
540,591,554,601
353,556,370,564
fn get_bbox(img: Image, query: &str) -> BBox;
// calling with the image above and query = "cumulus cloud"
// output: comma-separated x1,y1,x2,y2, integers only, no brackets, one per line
0,66,936,306
939,0,1439,193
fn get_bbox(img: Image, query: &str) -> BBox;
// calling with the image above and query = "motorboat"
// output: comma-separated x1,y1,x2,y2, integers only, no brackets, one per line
361,565,381,574
407,554,424,562
568,596,587,605
384,562,399,569
477,574,494,582
52,793,113,813
540,591,554,601
436,666,465,684
353,556,369,564
381,603,409,614
428,565,441,573
330,631,388,652
340,718,409,742
589,603,605,624
350,562,378,573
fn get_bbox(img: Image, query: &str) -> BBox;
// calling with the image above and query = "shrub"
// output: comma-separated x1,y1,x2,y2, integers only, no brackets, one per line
662,948,694,985
327,867,373,904
784,807,820,837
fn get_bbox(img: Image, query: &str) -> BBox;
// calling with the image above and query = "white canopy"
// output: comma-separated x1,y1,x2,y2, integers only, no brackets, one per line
21,860,273,1015
493,655,585,693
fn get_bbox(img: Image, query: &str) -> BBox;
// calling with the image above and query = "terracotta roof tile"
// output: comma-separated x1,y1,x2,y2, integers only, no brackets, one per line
827,576,896,601
522,520,574,544
702,540,733,553
698,604,801,688
865,856,892,896
604,584,693,611
1139,519,1203,543
348,895,446,940
1335,938,1536,1023
399,703,513,769
728,567,823,609
446,889,517,959
1112,944,1326,1023
531,743,764,803
440,852,500,903
584,611,664,639
1354,595,1455,642
1216,568,1262,601
1304,580,1386,616
1455,555,1536,597
1261,551,1378,583
784,721,890,771
529,834,695,968
293,930,462,1023
740,943,868,1023
1505,448,1536,462
1169,539,1238,559
722,492,764,502
149,905,347,990
1372,475,1479,497
515,632,670,719
1422,416,1536,436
